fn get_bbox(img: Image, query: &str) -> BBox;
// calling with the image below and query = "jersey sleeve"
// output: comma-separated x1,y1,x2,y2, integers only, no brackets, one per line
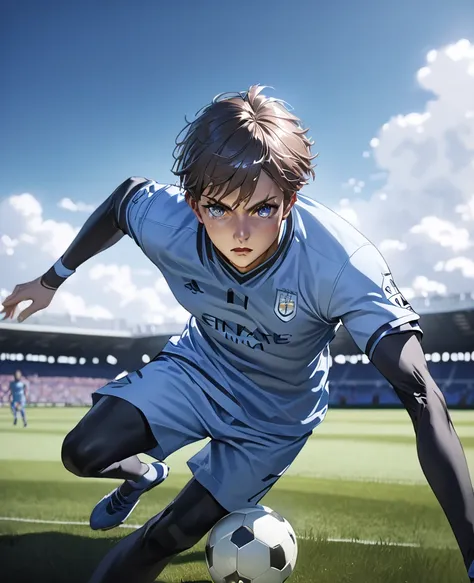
325,243,421,359
123,180,173,246
121,180,152,245
124,180,196,260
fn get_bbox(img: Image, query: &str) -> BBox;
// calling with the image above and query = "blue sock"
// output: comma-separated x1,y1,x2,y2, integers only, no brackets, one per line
20,408,26,425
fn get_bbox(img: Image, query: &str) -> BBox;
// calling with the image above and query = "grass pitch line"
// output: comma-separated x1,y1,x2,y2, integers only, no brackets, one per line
0,516,421,548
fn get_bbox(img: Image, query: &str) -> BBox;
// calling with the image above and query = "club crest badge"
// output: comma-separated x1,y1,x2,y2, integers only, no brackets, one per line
382,272,412,311
274,289,298,322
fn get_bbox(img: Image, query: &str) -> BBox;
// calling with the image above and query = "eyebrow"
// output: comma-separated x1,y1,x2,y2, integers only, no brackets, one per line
204,194,279,212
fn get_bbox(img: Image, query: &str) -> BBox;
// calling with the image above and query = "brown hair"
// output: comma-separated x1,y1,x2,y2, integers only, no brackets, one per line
171,85,316,205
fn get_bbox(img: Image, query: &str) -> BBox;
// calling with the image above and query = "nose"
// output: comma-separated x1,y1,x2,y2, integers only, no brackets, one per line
233,216,250,243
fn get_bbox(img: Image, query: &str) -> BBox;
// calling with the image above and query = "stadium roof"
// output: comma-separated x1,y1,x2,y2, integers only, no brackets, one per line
4,291,473,338
1,295,473,369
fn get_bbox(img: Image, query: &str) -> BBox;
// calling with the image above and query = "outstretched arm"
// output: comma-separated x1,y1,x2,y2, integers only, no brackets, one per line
1,176,148,321
371,331,474,577
41,176,148,289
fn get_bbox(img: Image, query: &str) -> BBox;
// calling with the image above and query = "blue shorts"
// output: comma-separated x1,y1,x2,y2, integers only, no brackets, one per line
12,397,26,408
93,354,310,512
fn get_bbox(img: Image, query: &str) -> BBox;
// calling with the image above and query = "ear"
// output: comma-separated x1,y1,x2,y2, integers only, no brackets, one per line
185,192,204,224
282,192,297,219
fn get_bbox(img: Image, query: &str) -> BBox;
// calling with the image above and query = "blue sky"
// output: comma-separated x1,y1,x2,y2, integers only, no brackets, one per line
1,0,473,208
1,0,473,324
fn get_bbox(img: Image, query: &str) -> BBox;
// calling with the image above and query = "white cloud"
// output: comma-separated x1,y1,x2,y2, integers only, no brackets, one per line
456,196,474,221
334,38,474,296
58,198,96,213
435,257,474,279
379,239,407,253
342,178,365,194
410,275,448,298
0,193,78,259
337,198,360,227
88,263,190,325
49,291,114,320
400,275,448,301
0,192,189,326
0,235,18,256
410,216,471,252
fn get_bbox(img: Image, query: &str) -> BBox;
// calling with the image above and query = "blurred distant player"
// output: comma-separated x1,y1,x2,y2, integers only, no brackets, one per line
9,370,28,427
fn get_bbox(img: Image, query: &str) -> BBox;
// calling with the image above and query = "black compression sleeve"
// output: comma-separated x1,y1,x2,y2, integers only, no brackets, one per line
41,176,148,289
371,331,474,574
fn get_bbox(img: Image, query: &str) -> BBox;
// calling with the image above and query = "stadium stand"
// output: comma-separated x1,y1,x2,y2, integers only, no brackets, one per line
1,360,473,408
0,374,108,406
328,360,474,408
0,293,473,409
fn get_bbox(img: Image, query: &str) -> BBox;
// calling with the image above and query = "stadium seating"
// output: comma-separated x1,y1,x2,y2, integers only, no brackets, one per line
328,360,474,408
1,359,473,408
0,374,109,406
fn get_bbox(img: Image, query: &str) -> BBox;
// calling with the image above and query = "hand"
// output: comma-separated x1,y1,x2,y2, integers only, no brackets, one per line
1,277,56,322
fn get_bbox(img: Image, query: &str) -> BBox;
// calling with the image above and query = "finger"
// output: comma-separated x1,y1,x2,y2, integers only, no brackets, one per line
3,301,18,315
2,300,16,311
3,293,28,306
17,302,40,323
1,305,16,320
2,284,23,303
3,293,23,306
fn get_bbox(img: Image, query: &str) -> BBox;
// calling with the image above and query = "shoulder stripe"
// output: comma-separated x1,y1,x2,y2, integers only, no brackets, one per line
366,317,422,360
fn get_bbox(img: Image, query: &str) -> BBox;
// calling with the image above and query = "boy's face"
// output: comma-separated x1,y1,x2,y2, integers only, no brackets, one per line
187,171,296,273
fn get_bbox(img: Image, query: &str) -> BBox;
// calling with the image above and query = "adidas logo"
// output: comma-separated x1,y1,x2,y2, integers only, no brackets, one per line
184,280,204,294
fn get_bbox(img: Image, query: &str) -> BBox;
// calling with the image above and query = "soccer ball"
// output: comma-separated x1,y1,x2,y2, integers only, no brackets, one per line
205,505,298,583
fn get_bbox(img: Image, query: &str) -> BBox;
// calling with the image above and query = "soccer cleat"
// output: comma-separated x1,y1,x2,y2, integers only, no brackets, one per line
89,462,169,531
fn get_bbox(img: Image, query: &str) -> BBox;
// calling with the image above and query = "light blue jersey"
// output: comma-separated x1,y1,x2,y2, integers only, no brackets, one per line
10,378,27,427
118,180,420,438
10,380,26,403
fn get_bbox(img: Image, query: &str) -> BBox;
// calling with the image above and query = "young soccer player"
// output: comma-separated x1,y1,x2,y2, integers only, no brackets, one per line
9,370,28,427
2,85,474,582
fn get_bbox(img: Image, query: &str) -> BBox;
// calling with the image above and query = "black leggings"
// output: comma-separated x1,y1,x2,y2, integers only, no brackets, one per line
62,396,228,583
61,395,157,480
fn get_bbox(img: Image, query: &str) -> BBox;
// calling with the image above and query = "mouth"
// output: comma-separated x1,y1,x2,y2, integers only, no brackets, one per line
231,247,252,254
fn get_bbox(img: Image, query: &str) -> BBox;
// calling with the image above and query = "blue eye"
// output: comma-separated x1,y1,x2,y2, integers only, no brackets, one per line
207,205,226,218
256,204,273,218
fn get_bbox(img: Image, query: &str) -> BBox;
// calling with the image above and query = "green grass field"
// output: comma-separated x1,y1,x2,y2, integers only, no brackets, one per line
1,407,473,583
